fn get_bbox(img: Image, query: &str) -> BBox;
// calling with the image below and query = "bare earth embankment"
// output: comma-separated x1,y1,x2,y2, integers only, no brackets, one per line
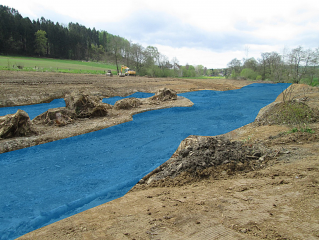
0,71,318,239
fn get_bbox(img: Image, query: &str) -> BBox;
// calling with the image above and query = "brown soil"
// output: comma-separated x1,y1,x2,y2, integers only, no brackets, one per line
1,71,318,240
0,71,249,153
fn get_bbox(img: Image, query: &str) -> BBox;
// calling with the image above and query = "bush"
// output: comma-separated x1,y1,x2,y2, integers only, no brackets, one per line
240,68,258,80
256,75,262,80
231,69,238,79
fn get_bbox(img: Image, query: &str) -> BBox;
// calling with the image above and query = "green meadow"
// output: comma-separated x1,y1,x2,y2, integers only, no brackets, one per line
0,56,118,75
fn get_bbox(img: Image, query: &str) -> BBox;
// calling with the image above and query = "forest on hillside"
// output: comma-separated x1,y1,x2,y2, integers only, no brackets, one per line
1,5,318,83
0,5,209,77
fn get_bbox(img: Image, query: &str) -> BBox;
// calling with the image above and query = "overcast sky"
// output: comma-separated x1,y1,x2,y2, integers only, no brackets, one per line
2,0,319,68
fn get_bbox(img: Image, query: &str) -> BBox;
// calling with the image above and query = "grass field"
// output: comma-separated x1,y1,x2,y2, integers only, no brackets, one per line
300,77,319,86
0,56,118,75
183,76,226,79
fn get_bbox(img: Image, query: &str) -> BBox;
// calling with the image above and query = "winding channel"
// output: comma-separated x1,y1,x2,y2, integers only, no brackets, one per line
0,83,290,239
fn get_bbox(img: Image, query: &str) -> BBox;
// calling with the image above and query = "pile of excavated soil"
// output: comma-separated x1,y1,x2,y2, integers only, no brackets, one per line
138,136,270,187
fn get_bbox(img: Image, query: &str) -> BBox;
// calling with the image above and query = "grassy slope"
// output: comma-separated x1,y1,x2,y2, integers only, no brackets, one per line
0,56,118,74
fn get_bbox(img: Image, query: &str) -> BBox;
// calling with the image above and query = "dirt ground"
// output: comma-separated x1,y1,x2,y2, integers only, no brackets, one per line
0,71,250,153
1,71,318,239
0,71,245,107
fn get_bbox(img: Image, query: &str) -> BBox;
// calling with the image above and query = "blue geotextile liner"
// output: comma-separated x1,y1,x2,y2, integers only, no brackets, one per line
0,83,290,239
103,92,155,105
0,99,66,120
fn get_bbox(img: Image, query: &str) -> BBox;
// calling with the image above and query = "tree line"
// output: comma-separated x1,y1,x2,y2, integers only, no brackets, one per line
227,46,319,85
0,5,209,77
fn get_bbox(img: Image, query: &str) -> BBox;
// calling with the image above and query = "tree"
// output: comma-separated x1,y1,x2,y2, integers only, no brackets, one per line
171,57,180,77
181,64,196,77
258,53,270,80
240,68,258,80
122,40,131,66
257,52,285,81
90,44,104,61
286,46,315,84
243,57,258,72
269,52,286,82
130,43,144,74
195,65,204,76
109,35,123,73
306,48,319,85
144,46,159,67
34,30,47,56
227,58,242,78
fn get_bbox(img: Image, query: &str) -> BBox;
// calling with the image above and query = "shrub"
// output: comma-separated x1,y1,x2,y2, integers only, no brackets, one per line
231,69,238,79
256,75,262,80
240,68,258,80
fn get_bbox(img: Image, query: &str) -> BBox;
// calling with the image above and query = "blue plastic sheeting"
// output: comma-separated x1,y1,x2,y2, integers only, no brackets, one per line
0,83,290,239
103,92,154,105
0,99,66,120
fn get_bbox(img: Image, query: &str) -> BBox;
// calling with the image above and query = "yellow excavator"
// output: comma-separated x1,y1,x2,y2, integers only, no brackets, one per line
119,65,136,77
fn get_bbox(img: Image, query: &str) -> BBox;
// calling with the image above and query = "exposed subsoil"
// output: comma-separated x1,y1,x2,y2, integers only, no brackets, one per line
1,71,318,239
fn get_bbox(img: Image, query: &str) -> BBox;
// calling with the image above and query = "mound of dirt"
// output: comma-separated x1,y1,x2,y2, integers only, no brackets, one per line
140,135,272,186
0,110,37,138
114,97,142,110
255,100,319,126
151,88,177,101
65,92,112,118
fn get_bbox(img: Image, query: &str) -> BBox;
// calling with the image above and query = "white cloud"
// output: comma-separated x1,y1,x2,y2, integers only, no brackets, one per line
155,45,246,68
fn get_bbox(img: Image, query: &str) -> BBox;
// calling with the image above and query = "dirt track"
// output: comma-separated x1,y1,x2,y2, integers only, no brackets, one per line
0,71,318,239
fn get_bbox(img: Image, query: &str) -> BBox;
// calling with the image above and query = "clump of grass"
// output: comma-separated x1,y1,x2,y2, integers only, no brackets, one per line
287,126,315,134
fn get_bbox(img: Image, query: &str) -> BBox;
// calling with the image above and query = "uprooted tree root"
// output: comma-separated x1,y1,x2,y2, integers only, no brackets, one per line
136,136,278,188
114,97,142,110
0,110,37,138
32,108,76,126
33,92,113,126
65,92,112,118
151,88,177,101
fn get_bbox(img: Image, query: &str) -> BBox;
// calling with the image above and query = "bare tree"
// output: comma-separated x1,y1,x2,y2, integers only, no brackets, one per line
227,58,242,78
123,40,131,67
286,46,311,83
109,35,123,74
171,57,180,77
130,43,144,73
307,48,319,85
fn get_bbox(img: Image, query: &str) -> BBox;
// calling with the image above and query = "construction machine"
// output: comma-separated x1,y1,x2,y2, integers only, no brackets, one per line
119,65,136,77
106,70,113,77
